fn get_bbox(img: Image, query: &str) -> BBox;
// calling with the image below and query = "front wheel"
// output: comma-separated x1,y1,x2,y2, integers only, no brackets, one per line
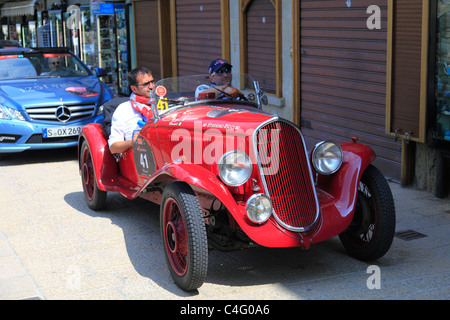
80,140,107,210
339,164,396,261
160,182,208,291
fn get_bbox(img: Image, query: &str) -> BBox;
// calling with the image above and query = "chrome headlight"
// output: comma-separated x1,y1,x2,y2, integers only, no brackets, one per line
0,105,25,121
312,141,343,175
246,194,272,224
218,150,252,186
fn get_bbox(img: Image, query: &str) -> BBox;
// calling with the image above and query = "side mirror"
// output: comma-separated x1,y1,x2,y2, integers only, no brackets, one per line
95,67,108,77
261,94,268,105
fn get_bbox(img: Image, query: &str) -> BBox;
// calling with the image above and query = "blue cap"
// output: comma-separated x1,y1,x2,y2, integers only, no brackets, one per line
208,58,232,74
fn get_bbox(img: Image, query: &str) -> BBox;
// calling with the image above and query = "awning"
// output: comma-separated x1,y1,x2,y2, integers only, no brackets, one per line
1,0,40,17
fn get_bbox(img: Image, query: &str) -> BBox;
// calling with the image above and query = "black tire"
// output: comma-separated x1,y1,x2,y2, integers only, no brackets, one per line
160,182,208,291
339,164,396,261
80,140,107,210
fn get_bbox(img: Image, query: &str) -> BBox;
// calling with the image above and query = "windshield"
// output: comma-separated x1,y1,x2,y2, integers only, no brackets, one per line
0,52,91,80
152,73,263,117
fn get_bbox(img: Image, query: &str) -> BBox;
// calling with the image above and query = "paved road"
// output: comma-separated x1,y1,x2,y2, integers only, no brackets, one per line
1,147,449,301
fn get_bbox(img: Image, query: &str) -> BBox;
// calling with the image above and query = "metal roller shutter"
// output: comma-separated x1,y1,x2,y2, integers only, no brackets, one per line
245,0,276,94
299,0,401,181
134,0,162,81
175,0,222,76
388,0,427,142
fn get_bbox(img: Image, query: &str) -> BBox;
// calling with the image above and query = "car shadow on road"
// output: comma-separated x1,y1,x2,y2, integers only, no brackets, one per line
0,147,78,166
64,190,380,298
64,190,206,297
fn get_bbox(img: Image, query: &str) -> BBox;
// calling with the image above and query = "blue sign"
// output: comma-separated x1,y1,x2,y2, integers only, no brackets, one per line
99,3,114,15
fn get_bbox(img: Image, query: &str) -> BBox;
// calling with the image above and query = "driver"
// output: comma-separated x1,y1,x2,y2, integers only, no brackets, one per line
195,58,245,99
42,56,81,76
48,57,63,73
108,67,155,154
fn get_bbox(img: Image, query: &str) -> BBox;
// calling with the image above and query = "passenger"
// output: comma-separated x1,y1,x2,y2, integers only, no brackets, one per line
48,57,63,73
195,58,245,99
108,67,155,154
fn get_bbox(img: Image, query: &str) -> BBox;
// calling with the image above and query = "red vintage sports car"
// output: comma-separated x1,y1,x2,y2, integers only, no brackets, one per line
78,74,396,291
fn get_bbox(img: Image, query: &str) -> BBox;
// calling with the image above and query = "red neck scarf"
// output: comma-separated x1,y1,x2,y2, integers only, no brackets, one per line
130,93,153,120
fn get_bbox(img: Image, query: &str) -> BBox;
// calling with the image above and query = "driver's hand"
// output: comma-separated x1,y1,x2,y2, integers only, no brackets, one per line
132,131,140,142
224,85,244,99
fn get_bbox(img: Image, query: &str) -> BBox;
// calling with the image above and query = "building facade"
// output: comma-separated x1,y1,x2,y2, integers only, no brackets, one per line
1,0,449,197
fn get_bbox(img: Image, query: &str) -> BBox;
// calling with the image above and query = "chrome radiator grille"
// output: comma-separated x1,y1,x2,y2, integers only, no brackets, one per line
255,119,319,232
25,104,96,123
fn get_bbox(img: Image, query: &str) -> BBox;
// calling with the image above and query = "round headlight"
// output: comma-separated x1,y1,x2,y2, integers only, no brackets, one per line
312,141,343,175
218,150,252,186
246,194,272,224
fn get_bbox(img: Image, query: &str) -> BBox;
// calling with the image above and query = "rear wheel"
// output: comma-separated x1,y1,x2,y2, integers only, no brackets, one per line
80,140,107,210
339,164,396,261
160,182,208,291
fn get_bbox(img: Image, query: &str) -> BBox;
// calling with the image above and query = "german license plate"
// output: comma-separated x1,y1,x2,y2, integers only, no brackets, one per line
43,125,82,138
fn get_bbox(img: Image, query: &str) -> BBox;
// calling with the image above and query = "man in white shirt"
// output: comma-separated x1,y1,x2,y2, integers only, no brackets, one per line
108,67,155,154
195,58,245,99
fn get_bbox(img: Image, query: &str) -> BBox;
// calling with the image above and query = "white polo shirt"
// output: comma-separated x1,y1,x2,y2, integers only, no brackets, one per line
108,100,144,148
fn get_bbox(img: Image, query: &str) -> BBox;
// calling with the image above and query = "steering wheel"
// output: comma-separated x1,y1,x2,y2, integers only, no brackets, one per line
214,87,248,101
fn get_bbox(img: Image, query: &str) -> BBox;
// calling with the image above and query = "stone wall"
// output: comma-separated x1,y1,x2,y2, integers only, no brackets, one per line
414,143,450,198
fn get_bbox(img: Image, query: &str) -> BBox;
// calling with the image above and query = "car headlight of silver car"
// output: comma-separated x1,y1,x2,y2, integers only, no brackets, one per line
218,150,252,186
0,105,25,121
312,141,343,175
246,193,272,224
97,104,104,116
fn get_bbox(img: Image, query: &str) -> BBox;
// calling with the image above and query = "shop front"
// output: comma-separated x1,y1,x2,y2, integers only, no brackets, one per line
386,0,450,196
429,0,450,197
1,0,41,47
1,0,133,96
432,0,450,144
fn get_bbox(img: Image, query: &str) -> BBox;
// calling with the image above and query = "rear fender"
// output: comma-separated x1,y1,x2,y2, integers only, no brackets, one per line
78,123,118,191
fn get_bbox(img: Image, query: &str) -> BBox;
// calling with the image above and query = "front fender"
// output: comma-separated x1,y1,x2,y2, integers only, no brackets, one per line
317,142,376,202
148,162,233,204
312,141,377,243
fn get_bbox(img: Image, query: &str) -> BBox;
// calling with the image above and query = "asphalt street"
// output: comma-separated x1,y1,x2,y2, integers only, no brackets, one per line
0,147,449,301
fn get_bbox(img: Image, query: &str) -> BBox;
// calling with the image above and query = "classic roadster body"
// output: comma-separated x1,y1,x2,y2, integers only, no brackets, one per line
78,74,395,291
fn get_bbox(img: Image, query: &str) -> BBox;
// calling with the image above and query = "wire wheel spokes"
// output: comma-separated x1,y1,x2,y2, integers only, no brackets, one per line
338,164,396,261
352,186,377,247
82,147,95,200
164,199,189,276
160,182,208,290
79,140,107,211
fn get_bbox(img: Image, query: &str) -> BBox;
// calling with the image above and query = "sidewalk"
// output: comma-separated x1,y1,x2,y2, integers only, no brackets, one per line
0,149,449,300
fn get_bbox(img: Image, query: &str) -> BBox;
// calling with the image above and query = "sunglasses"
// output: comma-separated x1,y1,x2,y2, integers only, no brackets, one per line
51,61,60,65
213,67,231,75
137,80,155,87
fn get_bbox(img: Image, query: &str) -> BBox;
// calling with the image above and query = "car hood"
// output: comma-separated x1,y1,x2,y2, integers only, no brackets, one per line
158,104,276,133
0,76,107,109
